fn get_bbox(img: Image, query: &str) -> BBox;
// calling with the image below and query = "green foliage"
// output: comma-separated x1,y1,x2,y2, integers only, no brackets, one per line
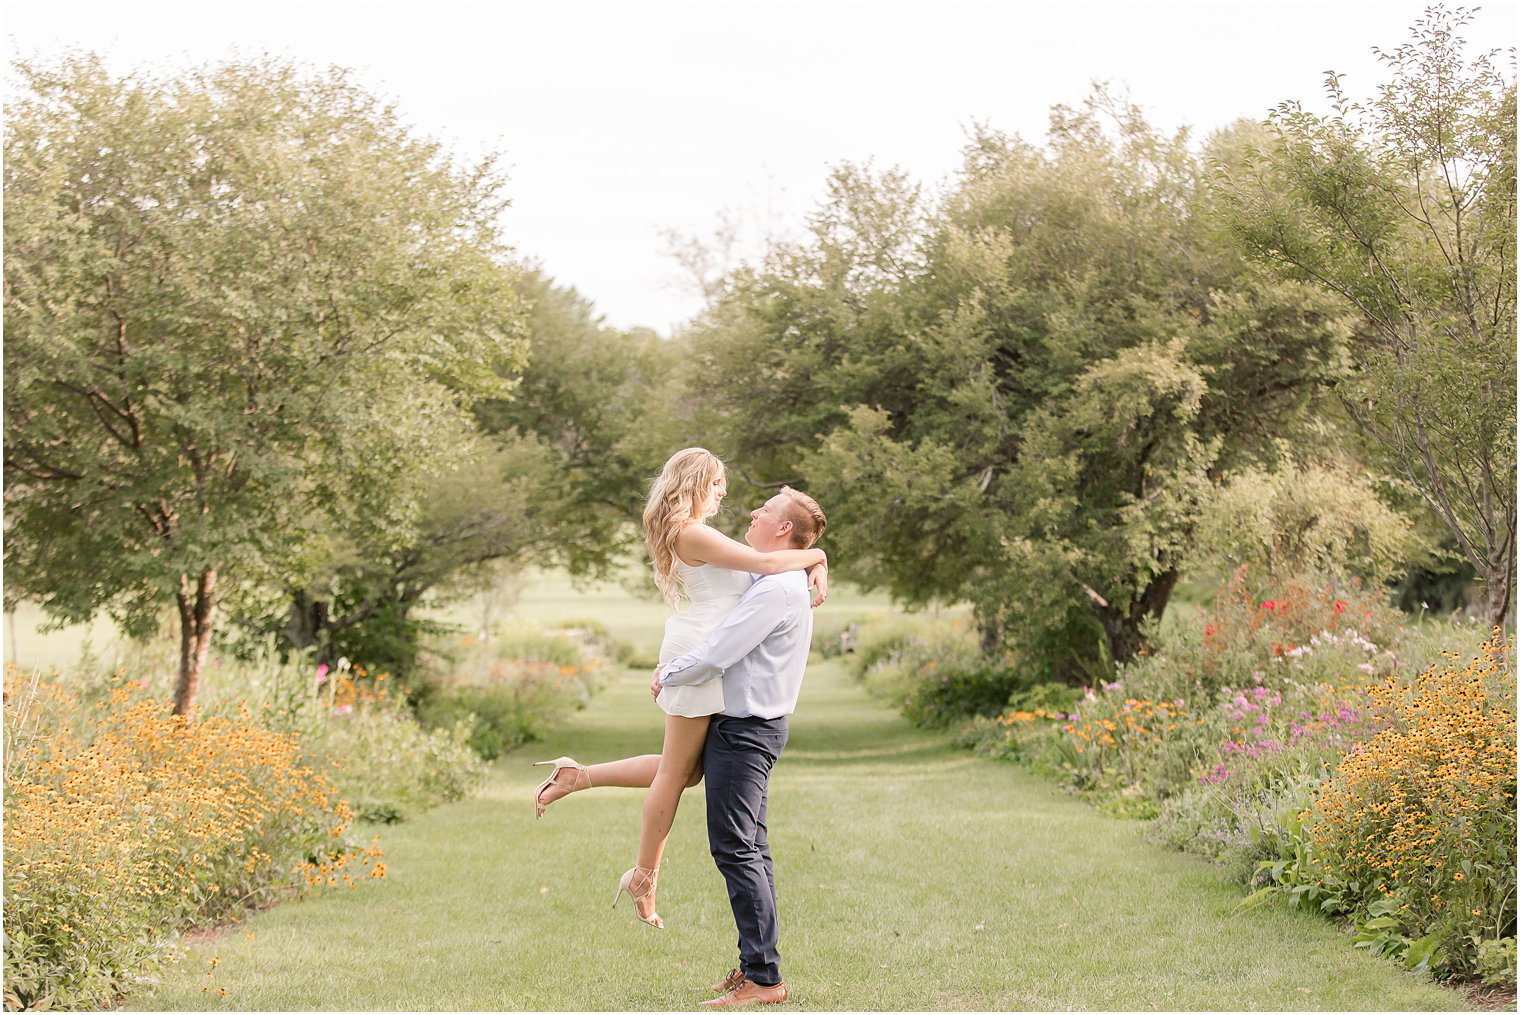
473,271,691,580
845,613,943,681
548,618,637,668
248,271,681,679
1219,7,1517,624
1388,540,1479,616
1192,451,1420,590
306,708,486,824
3,54,528,711
851,616,1066,729
698,88,1352,677
408,624,610,761
1478,937,1518,987
1152,740,1342,882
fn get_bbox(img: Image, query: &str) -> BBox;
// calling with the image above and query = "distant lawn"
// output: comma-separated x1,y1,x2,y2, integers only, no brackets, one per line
5,563,911,678
134,657,1467,1012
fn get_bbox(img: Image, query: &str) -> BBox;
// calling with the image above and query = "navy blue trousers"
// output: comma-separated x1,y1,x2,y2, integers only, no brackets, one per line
703,714,789,987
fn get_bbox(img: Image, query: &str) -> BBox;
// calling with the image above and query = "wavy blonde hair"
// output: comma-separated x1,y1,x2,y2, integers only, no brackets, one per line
643,447,726,607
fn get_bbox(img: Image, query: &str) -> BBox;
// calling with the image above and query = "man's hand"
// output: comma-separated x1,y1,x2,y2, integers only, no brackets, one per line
807,560,829,608
650,667,663,701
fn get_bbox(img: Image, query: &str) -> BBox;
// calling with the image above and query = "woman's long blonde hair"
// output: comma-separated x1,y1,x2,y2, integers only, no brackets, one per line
643,447,726,607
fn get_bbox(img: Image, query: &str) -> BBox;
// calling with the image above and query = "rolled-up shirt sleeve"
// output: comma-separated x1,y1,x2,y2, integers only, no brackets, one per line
657,579,786,688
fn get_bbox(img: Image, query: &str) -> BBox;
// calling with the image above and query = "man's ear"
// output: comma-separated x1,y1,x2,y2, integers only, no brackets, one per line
776,519,794,540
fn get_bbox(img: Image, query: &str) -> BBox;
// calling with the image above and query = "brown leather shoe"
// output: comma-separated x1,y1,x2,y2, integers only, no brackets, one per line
709,969,744,994
700,978,788,1007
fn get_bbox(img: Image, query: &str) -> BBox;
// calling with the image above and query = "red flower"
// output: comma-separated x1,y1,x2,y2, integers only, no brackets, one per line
1204,624,1217,637
1333,601,1347,614
1261,600,1277,611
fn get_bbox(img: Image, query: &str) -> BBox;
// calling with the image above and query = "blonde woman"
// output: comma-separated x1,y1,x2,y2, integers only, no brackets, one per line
533,448,827,929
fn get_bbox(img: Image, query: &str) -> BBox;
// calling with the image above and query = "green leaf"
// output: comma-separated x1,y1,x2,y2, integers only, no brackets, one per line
1404,934,1440,970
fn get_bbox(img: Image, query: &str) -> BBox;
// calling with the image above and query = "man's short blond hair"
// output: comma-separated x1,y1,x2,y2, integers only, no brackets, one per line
779,486,826,548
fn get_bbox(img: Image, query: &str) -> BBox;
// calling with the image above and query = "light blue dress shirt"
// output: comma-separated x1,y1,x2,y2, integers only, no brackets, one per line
655,570,813,720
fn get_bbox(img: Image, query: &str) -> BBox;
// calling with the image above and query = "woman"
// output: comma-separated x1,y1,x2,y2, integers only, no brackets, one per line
532,447,826,929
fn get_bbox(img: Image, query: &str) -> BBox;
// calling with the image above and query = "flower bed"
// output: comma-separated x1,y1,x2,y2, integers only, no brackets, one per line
858,568,1515,987
3,674,383,1010
1252,633,1516,984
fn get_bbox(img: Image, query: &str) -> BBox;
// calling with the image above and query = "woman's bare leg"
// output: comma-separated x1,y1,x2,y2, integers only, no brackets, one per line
538,737,706,808
584,754,662,788
626,714,709,922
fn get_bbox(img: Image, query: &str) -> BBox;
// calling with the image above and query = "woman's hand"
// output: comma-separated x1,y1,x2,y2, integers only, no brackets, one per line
651,667,663,701
807,561,829,608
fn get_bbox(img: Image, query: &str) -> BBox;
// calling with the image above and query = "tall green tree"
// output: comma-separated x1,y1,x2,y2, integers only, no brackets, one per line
1221,6,1516,625
697,93,1352,673
268,272,686,673
3,55,527,712
266,432,563,674
473,270,692,576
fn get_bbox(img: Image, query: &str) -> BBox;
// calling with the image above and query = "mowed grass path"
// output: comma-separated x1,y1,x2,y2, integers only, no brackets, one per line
137,659,1466,1011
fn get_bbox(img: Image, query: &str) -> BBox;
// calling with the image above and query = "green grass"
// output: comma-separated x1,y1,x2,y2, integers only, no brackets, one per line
132,658,1468,1011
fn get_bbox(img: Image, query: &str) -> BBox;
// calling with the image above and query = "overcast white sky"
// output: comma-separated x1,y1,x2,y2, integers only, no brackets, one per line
6,1,1517,334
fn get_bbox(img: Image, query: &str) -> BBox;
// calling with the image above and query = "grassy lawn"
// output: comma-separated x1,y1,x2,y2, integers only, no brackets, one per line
133,657,1467,1011
3,601,123,673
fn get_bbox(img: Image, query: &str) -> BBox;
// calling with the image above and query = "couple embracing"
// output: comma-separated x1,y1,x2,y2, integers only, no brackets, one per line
533,447,828,1007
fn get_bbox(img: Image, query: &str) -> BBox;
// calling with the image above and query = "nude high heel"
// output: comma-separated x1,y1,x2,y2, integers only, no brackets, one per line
613,865,664,929
532,756,588,819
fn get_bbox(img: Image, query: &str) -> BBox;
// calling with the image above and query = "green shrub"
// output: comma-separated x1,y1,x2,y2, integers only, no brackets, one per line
411,677,578,761
1192,455,1419,590
1152,749,1334,883
852,618,1023,728
305,703,486,823
408,624,607,762
549,618,636,667
900,656,1022,728
848,616,935,681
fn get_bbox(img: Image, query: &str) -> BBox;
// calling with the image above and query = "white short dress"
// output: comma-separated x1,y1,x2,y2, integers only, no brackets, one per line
655,560,754,718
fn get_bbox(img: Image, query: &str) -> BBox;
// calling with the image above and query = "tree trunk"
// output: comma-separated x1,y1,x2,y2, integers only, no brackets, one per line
1094,608,1146,665
974,604,1004,656
1483,557,1514,630
173,569,217,716
285,589,331,661
1093,568,1180,666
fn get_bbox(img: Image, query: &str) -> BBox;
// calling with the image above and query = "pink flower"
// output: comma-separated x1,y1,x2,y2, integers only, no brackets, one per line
316,663,329,685
334,704,353,717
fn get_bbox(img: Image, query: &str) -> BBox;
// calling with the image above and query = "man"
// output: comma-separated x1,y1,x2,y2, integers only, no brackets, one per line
651,486,827,1008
